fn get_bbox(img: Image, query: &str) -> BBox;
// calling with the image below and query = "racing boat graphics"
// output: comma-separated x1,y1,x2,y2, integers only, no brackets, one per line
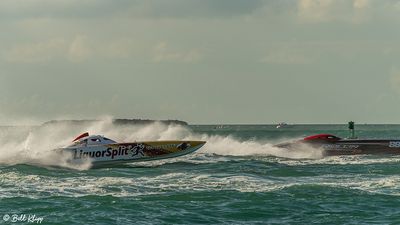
56,132,206,167
275,134,400,156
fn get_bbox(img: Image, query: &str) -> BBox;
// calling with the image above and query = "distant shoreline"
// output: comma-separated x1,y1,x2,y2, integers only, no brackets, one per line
0,119,188,127
42,119,188,126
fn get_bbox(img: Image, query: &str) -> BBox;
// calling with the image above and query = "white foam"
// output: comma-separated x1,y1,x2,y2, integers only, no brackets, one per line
2,165,400,199
199,135,323,159
275,155,400,166
0,170,289,198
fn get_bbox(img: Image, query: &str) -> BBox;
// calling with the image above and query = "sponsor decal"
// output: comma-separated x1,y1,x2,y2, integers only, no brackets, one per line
322,144,359,150
146,144,179,150
72,142,191,160
131,143,145,157
73,144,145,160
142,143,191,152
389,141,400,148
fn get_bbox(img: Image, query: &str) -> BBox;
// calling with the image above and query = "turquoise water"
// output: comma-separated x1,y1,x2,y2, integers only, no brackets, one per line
2,124,400,224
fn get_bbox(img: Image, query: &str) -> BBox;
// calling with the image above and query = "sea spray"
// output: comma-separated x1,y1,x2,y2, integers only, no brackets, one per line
0,119,322,169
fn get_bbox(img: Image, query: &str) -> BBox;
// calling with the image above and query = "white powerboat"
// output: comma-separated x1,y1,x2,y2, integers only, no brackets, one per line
276,122,289,129
55,132,206,167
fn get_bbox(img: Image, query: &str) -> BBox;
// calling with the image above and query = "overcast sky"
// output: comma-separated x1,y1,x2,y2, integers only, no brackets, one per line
1,0,400,124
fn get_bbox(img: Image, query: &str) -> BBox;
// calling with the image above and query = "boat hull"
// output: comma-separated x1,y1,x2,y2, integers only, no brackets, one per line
276,139,400,156
57,141,206,167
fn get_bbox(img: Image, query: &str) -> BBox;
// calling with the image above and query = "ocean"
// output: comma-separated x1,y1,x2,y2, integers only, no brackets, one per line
1,122,400,224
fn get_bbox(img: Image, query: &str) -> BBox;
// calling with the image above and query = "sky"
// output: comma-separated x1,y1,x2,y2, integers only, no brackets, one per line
1,0,400,124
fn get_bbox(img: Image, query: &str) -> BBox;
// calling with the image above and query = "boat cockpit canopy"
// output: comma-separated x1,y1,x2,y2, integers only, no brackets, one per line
303,134,341,142
67,135,116,148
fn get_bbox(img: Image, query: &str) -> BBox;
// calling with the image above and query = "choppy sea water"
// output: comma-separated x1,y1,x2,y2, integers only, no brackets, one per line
2,123,400,224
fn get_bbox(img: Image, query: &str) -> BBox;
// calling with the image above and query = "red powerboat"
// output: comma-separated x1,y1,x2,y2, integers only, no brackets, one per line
275,133,400,156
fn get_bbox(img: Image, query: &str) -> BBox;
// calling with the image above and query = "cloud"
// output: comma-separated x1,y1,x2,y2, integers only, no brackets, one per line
4,38,67,63
260,47,313,65
67,35,92,62
152,41,202,63
0,0,264,20
297,0,336,22
353,0,370,9
0,0,122,19
0,0,397,24
4,35,92,63
296,0,375,23
103,38,136,59
129,0,264,19
3,35,140,63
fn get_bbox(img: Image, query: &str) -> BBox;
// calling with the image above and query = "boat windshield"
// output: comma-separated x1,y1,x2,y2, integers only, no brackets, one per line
66,135,116,148
68,139,88,148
